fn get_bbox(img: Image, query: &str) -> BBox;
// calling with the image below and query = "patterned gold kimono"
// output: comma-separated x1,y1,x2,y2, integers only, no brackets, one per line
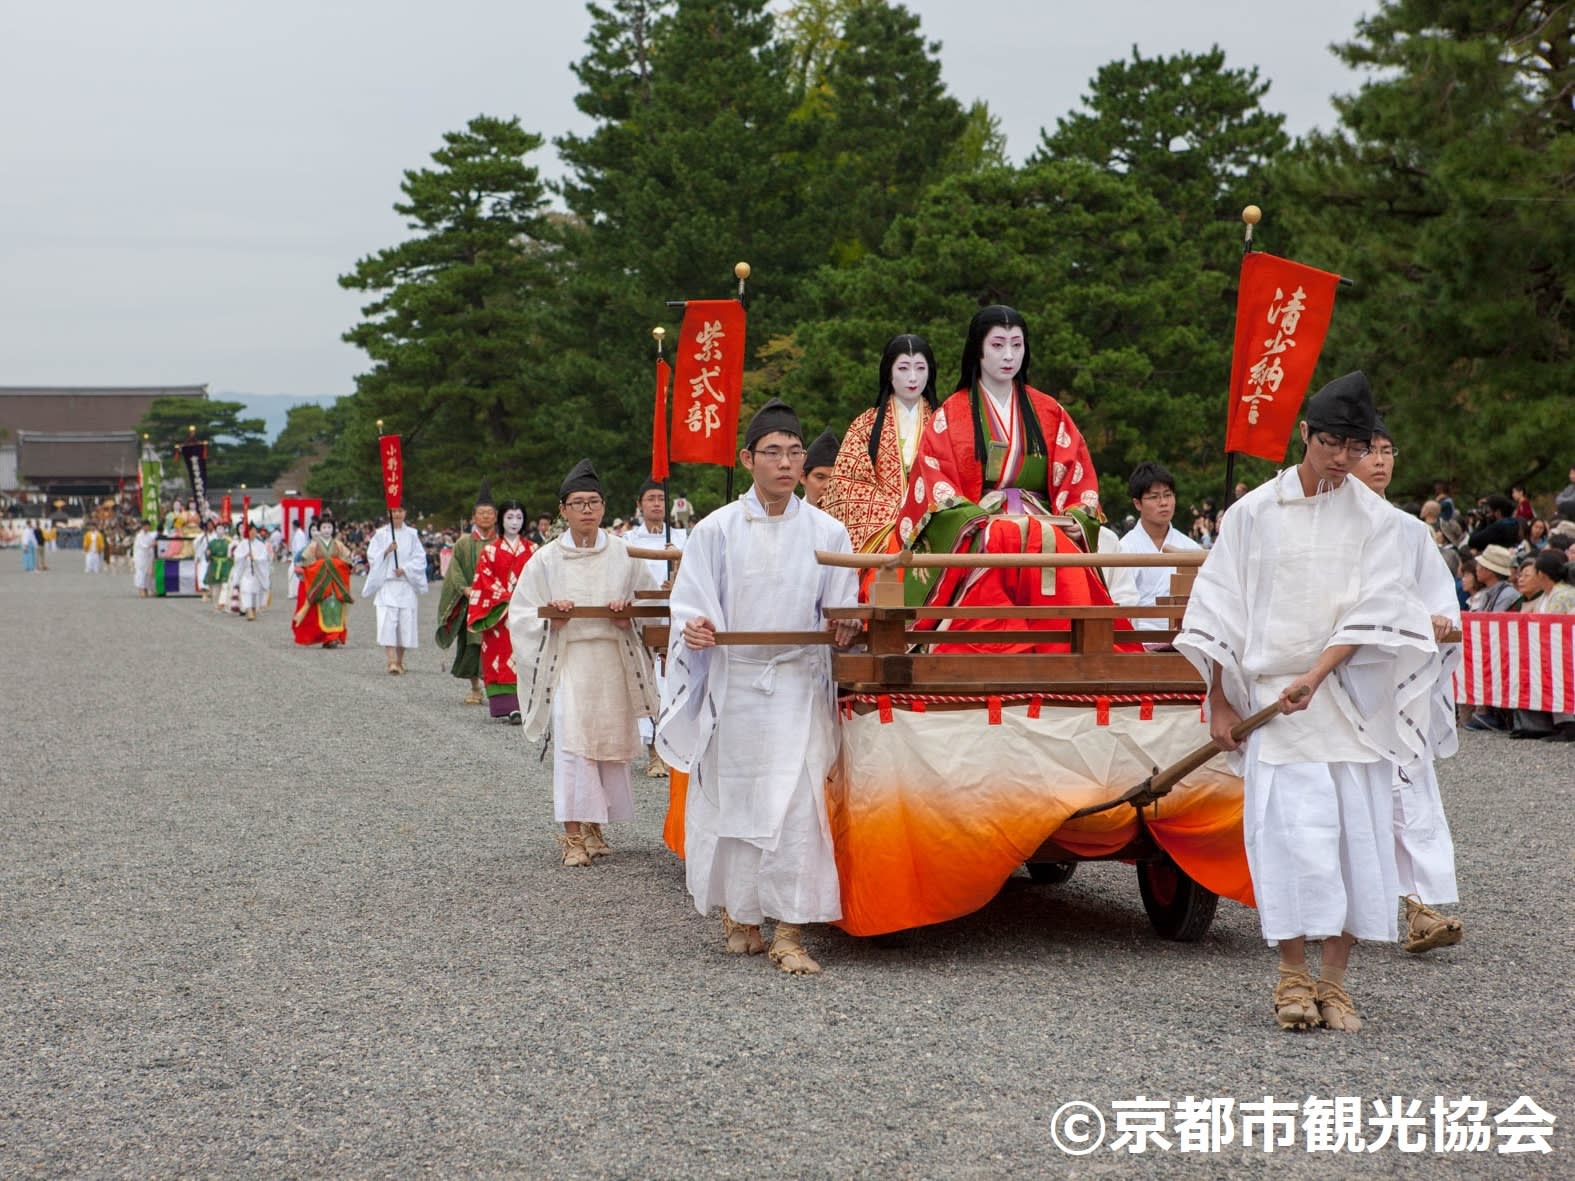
820,398,932,552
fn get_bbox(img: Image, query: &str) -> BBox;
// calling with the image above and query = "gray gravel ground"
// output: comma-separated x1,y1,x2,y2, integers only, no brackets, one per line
1,554,1570,1179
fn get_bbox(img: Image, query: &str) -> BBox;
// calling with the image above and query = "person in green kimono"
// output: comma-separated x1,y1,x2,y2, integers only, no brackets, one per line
207,525,235,613
435,481,498,706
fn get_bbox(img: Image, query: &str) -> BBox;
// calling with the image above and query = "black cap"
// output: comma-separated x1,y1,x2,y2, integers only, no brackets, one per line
1370,413,1391,443
559,459,602,500
637,478,663,498
1304,371,1377,439
804,427,839,473
744,398,804,449
475,480,495,509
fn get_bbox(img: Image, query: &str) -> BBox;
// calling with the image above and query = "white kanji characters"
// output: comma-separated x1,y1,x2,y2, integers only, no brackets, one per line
1365,1097,1429,1153
1301,1096,1367,1153
693,317,725,362
1493,1096,1555,1155
1108,1097,1171,1154
1173,1097,1235,1153
1238,1098,1299,1152
1431,1096,1493,1153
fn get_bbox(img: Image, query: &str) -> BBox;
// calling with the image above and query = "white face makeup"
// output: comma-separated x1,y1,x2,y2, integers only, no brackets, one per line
318,522,334,539
503,508,525,536
891,353,929,405
979,327,1025,388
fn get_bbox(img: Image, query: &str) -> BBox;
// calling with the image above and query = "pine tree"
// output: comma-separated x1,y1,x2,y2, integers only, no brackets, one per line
322,116,570,516
1272,0,1573,496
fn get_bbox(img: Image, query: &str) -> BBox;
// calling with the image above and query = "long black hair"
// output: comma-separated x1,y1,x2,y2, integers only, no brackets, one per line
958,305,1047,464
868,333,940,468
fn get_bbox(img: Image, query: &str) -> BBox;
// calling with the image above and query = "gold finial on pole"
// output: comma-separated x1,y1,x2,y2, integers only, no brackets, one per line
652,325,666,357
1241,204,1262,251
187,424,196,436
376,419,384,433
734,261,751,299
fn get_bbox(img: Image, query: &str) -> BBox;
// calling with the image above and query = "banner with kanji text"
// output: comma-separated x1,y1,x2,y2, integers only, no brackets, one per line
652,357,671,481
1225,252,1342,462
669,299,746,467
379,435,404,510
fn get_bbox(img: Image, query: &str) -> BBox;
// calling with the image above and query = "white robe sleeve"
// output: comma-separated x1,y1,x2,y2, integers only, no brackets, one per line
402,529,429,595
507,549,561,742
362,527,392,598
655,519,728,773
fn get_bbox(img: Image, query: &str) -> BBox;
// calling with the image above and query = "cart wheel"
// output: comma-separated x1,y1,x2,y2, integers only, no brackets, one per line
1137,853,1217,941
1026,861,1077,885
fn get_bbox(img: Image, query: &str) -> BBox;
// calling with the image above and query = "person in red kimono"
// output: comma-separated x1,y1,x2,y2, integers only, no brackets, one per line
466,499,535,723
292,513,353,648
892,304,1115,652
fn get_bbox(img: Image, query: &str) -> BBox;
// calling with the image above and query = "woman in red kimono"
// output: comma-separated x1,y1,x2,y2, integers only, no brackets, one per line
292,514,353,648
892,305,1118,652
466,499,535,723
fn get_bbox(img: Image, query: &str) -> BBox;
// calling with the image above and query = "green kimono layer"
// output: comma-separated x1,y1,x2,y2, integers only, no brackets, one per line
435,532,486,679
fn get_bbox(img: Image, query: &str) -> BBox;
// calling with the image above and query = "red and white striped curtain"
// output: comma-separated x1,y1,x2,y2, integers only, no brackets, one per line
1453,612,1575,712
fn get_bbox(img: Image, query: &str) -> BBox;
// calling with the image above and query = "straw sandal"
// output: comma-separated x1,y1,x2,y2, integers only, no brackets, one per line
1403,896,1463,953
581,822,612,858
1273,967,1321,1030
557,832,592,868
1315,979,1363,1033
463,688,485,705
768,923,822,975
721,910,765,956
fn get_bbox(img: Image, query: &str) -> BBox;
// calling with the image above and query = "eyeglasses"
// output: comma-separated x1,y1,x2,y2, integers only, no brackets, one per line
1370,445,1400,459
752,447,806,463
563,497,603,512
1312,432,1372,459
1140,490,1176,502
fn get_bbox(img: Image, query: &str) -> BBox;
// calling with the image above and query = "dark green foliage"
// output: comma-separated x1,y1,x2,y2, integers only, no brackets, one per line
137,397,282,487
1270,0,1573,499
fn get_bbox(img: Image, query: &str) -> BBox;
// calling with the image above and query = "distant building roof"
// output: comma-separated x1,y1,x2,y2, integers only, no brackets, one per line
16,430,141,481
0,385,207,435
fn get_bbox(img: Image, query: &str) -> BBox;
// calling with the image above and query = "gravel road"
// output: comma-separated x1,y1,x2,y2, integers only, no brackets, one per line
1,555,1569,1178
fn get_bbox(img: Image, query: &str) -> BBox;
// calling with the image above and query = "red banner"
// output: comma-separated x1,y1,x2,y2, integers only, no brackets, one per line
652,356,672,481
379,435,404,510
221,494,232,525
1225,251,1342,462
1453,613,1575,712
669,299,746,467
242,494,251,538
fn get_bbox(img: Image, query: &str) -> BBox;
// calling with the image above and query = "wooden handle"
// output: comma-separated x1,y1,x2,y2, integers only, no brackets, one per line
1149,684,1311,793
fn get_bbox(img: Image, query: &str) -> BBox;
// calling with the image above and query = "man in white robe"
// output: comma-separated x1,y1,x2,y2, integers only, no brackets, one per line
287,520,310,601
363,508,428,674
658,399,860,975
625,478,686,778
508,459,658,868
1116,460,1202,631
132,520,156,597
1352,419,1465,953
1177,372,1440,1033
233,529,272,621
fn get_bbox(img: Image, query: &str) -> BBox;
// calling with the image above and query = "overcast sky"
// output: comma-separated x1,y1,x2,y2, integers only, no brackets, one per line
1,0,1376,399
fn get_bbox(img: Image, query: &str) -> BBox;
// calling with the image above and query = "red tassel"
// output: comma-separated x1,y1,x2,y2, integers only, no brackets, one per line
1027,696,1042,719
878,694,893,724
1140,696,1154,721
910,699,927,714
988,696,1002,725
1095,696,1111,726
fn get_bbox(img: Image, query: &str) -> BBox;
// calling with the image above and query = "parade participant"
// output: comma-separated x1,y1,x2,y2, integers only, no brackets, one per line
21,522,40,573
286,514,311,601
670,492,693,530
132,519,155,596
1352,419,1466,953
821,333,939,550
507,460,658,868
81,523,107,574
466,499,534,723
800,429,839,509
36,523,51,570
1177,372,1441,1033
657,399,860,975
436,483,497,705
233,526,272,622
890,305,1111,651
194,519,214,598
364,506,429,675
162,499,183,535
293,515,353,648
1117,461,1202,630
207,525,234,611
625,479,686,778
